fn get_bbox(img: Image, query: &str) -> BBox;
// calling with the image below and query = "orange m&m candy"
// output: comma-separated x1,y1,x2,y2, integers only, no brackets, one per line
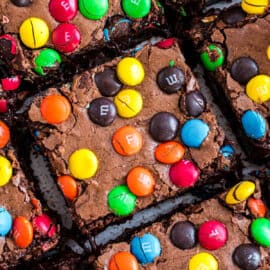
0,121,10,148
13,216,33,248
109,251,139,270
247,198,267,218
112,126,142,156
40,95,71,124
57,175,78,201
127,166,155,196
155,141,185,164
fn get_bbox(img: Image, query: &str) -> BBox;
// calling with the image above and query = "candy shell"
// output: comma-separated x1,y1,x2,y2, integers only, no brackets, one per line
57,175,78,200
155,141,185,164
169,159,200,188
13,216,33,248
49,0,78,22
0,100,8,113
0,121,10,148
109,251,139,270
127,167,155,196
130,233,161,264
79,0,109,20
68,149,98,180
200,44,224,71
32,214,56,237
241,0,268,15
0,208,12,236
250,218,270,247
189,252,218,270
0,156,12,187
108,185,136,216
198,220,228,250
1,75,21,91
247,198,266,218
156,38,175,49
0,34,17,58
122,0,151,19
19,17,49,49
40,95,71,124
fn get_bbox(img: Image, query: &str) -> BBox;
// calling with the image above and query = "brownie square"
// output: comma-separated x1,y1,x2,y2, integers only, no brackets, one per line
0,118,60,269
187,4,270,163
25,39,241,235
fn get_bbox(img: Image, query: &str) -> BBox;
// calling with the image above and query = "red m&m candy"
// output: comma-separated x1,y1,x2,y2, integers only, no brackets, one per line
0,100,8,113
49,0,78,22
52,23,81,53
1,75,21,91
169,159,200,188
156,38,175,49
33,214,57,238
198,220,228,250
0,34,17,57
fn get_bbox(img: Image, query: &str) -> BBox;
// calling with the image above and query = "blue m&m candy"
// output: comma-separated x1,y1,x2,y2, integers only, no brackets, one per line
180,119,209,148
0,208,12,236
220,145,235,158
130,233,161,264
241,110,267,140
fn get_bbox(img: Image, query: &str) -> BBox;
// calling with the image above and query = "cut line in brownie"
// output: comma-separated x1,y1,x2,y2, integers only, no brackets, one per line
26,39,241,235
0,117,60,269
186,4,270,163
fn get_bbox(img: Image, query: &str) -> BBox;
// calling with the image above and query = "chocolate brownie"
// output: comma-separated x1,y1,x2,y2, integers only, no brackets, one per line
186,4,270,163
94,192,270,270
25,39,241,235
0,118,60,269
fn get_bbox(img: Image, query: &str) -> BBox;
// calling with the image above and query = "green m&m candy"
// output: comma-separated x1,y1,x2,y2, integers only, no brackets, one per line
250,218,270,247
34,48,62,76
108,185,136,216
122,0,151,19
79,0,109,20
200,44,224,71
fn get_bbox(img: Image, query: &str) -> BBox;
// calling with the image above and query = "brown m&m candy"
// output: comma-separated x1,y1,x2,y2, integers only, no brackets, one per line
157,66,185,94
184,90,206,117
88,97,117,126
149,112,179,142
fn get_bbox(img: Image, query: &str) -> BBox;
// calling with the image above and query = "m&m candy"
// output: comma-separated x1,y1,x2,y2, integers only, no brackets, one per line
68,148,98,180
247,198,267,218
155,141,185,164
109,251,139,270
79,0,109,20
108,185,136,216
13,216,33,248
52,23,81,53
0,121,10,148
40,95,71,124
198,220,228,250
112,126,143,156
0,156,13,187
156,38,175,49
241,110,267,140
32,214,56,238
250,218,270,247
127,166,155,196
114,89,143,118
130,233,161,264
246,74,270,103
0,34,17,59
34,49,62,76
10,0,32,6
225,181,255,204
184,90,206,117
117,57,145,86
19,17,49,49
189,252,218,270
0,208,12,236
122,0,151,19
1,76,21,91
241,0,268,14
180,119,210,148
200,44,224,71
49,0,78,22
169,159,200,188
57,175,78,201
0,100,8,113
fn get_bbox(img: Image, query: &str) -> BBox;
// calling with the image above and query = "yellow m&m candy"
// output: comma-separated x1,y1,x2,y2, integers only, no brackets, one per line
19,17,49,49
246,75,270,103
117,57,145,86
114,89,143,118
225,180,255,205
68,149,98,180
0,156,12,187
241,0,268,15
189,252,218,270
267,46,270,60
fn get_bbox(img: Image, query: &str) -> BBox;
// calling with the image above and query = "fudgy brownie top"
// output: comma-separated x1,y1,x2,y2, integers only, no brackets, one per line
27,40,238,234
94,197,270,269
